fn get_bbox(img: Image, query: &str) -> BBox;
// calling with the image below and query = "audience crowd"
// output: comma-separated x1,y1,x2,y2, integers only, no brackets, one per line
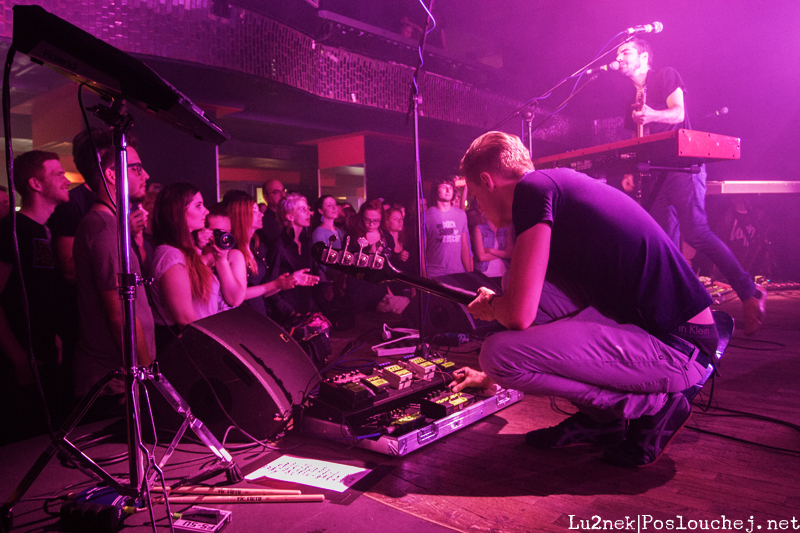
0,131,513,443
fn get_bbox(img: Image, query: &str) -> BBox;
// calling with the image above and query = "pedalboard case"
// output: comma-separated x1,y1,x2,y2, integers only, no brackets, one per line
303,384,523,456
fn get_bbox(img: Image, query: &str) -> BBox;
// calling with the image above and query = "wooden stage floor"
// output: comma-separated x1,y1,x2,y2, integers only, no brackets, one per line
2,290,799,532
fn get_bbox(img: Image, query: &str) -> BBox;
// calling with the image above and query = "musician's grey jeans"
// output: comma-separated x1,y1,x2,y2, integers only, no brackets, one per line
647,165,757,301
479,282,705,421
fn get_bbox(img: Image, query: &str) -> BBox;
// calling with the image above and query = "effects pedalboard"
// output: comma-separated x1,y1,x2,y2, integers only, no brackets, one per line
302,353,522,456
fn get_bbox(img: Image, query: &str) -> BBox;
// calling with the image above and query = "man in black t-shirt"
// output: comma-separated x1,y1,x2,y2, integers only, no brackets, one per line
450,132,718,467
0,150,70,442
616,38,765,335
261,178,286,246
48,179,96,401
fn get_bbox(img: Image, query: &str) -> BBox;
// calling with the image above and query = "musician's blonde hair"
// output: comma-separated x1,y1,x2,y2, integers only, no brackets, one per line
459,132,534,185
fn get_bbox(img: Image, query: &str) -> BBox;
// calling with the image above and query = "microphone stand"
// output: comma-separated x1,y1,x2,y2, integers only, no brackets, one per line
102,101,146,490
1,10,238,527
526,73,602,142
405,0,434,351
2,99,241,530
487,32,634,148
521,108,535,159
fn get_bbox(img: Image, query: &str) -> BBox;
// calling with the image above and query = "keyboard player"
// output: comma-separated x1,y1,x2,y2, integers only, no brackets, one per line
616,38,765,335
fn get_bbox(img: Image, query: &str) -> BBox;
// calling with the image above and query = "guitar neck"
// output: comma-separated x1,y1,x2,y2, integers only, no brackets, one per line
394,271,478,306
310,241,479,306
636,86,647,138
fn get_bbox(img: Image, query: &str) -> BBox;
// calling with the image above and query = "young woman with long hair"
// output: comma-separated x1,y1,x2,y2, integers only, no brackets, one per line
225,192,314,317
467,199,514,285
150,184,237,348
352,198,387,253
311,195,346,313
382,206,411,267
341,199,411,316
311,195,345,249
202,203,247,311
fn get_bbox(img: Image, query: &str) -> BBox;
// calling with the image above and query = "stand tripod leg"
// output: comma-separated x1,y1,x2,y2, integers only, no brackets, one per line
144,367,241,486
1,369,132,528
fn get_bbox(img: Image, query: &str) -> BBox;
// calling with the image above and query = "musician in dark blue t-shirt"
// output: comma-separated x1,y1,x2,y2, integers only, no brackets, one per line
617,38,765,335
449,132,718,467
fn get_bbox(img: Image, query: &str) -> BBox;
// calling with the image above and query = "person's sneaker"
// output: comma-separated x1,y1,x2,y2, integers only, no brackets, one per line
525,412,626,449
603,393,691,467
742,285,767,336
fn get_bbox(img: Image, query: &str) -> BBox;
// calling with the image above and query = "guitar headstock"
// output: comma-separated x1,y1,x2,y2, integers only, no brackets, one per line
312,239,398,284
635,86,647,109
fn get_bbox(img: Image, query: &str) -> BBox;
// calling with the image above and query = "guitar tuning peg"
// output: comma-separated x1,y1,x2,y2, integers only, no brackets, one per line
340,236,354,265
323,235,339,264
369,238,386,269
356,237,370,268
370,250,385,270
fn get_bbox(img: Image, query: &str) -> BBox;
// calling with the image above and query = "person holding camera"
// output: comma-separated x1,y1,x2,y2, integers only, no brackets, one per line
202,203,247,312
150,183,234,351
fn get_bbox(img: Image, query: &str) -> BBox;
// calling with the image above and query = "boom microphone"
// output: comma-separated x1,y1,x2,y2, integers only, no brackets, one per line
626,21,664,34
586,61,619,75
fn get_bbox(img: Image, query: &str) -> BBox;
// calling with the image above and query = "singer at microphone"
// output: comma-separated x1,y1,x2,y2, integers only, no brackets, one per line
613,37,766,336
626,21,663,34
586,61,619,76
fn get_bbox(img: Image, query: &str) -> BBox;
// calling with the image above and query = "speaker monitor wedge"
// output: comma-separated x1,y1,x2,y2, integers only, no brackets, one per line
154,306,321,442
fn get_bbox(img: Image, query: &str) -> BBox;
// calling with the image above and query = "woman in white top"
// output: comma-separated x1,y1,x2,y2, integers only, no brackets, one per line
150,183,237,350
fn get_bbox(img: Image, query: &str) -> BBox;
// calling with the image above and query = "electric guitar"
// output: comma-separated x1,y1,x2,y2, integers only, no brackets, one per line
635,85,648,138
312,239,478,306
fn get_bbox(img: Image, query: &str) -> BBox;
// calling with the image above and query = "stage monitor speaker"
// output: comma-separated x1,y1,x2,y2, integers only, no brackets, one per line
403,271,505,337
154,306,321,442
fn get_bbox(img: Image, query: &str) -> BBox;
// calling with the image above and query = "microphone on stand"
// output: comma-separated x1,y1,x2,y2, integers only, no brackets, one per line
701,107,729,119
586,61,620,75
626,21,664,34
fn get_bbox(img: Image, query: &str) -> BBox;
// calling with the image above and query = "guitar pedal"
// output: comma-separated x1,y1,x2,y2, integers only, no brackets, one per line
401,356,436,380
378,364,412,389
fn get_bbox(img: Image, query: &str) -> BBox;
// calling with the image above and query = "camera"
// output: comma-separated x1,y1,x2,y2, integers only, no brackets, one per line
212,228,236,250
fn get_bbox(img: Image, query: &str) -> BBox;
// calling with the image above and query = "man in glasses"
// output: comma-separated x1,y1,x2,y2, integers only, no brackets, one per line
71,130,155,411
424,176,472,278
